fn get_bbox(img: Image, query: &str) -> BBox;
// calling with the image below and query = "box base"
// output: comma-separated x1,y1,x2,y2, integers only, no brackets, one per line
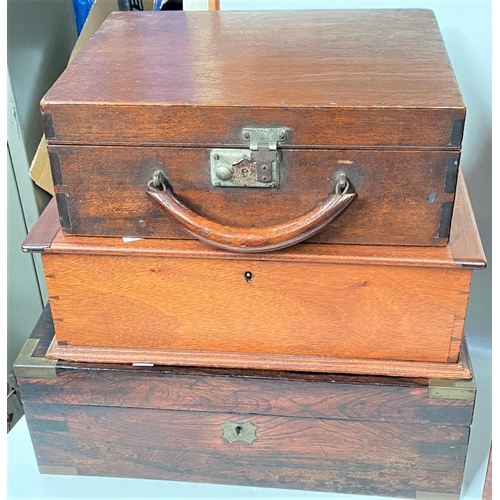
46,335,472,379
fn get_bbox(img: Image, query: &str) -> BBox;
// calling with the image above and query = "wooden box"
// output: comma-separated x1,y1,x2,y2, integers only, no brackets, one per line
41,9,465,250
13,307,476,499
22,172,485,379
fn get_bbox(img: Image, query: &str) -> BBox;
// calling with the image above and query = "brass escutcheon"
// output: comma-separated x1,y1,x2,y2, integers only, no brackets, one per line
220,420,257,444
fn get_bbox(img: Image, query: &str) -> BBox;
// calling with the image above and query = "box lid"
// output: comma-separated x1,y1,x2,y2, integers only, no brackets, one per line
41,9,465,149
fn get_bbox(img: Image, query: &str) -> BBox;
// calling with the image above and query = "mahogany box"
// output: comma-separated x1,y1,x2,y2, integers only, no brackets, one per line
41,9,465,251
13,306,476,499
22,172,485,379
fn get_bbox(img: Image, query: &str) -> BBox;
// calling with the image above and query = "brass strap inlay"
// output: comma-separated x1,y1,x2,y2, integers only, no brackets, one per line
416,492,459,500
39,465,78,475
428,377,476,400
13,338,57,379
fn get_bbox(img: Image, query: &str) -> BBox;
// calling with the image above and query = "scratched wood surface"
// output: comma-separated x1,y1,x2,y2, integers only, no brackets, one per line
24,403,469,497
41,10,465,245
41,10,464,149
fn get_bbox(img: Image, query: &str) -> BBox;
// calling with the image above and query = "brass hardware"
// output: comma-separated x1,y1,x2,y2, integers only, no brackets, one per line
416,492,459,500
211,127,289,188
221,420,257,444
215,166,232,181
13,338,58,379
39,466,78,475
428,377,476,400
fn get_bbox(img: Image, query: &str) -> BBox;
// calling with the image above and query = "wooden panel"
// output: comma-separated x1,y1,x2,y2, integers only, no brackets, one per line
42,252,472,363
450,170,486,266
42,10,464,148
49,145,457,246
25,403,469,498
18,368,475,425
14,306,474,421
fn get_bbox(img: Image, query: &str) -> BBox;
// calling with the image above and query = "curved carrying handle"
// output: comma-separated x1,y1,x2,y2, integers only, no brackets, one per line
147,174,356,253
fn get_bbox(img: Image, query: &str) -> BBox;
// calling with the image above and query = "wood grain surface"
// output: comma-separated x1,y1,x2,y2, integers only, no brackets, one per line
450,171,487,266
41,10,464,149
18,364,475,425
45,335,473,379
24,403,469,497
15,306,475,426
49,145,458,246
42,252,472,363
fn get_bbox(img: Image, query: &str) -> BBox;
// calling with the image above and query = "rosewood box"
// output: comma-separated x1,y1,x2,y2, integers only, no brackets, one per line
14,306,476,499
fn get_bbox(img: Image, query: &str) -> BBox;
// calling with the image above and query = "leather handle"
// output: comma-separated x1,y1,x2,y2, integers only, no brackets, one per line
147,178,356,253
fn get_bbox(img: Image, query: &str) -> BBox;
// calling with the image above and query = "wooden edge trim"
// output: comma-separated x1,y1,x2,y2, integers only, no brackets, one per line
45,232,464,268
449,171,487,268
21,197,60,253
46,337,471,380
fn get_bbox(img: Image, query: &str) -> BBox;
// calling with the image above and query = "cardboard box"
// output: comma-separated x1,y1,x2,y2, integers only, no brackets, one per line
29,0,155,194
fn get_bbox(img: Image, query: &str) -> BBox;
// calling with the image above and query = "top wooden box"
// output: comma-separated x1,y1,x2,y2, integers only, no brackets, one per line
41,10,465,250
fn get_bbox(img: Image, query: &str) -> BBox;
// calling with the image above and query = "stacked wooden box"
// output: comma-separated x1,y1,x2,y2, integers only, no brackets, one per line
14,9,485,499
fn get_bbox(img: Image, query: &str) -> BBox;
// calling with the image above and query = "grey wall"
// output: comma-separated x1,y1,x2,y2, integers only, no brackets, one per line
222,0,492,348
7,0,77,376
8,0,77,164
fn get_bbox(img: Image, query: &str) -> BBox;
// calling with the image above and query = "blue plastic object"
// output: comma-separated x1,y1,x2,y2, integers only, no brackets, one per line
72,0,95,35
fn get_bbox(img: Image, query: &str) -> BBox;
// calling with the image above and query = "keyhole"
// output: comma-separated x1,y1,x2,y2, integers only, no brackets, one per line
242,168,249,177
235,426,243,436
244,271,253,283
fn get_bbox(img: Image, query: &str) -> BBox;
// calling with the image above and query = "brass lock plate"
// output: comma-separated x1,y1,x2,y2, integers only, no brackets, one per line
210,127,287,188
210,149,280,188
